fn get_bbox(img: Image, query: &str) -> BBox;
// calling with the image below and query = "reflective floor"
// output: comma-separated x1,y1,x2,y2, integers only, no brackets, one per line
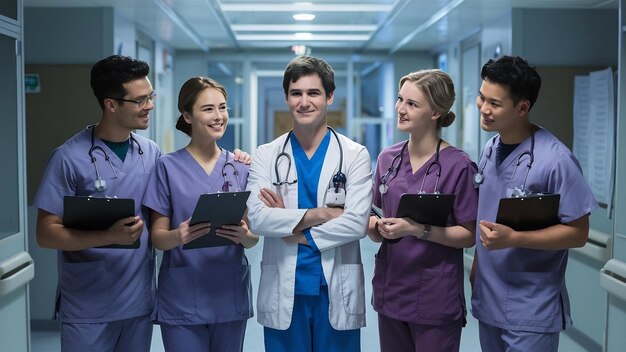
32,237,586,351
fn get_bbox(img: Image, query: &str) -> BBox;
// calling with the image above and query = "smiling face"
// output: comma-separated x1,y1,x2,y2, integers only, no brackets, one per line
184,87,228,142
286,73,334,131
108,77,154,131
476,78,530,137
395,81,440,134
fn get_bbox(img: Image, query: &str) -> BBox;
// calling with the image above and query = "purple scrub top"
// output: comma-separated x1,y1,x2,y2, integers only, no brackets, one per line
371,141,478,325
33,127,160,324
143,148,253,325
471,127,598,333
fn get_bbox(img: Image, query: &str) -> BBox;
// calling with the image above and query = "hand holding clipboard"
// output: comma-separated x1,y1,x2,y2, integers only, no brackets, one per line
63,196,142,249
378,193,456,243
183,191,251,249
480,194,560,249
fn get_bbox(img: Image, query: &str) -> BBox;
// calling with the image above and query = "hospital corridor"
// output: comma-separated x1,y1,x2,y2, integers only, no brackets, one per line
2,0,626,351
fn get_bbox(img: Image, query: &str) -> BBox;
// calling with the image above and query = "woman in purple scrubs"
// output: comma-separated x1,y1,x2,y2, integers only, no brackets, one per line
368,69,478,352
143,77,258,352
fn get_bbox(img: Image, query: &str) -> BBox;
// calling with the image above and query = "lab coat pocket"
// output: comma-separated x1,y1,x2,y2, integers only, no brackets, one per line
339,263,365,315
418,268,460,321
257,264,279,313
505,271,560,327
156,266,197,321
60,260,110,319
234,264,253,315
371,255,386,309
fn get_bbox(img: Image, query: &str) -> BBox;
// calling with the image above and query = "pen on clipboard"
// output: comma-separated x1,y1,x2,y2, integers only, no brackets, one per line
370,204,384,219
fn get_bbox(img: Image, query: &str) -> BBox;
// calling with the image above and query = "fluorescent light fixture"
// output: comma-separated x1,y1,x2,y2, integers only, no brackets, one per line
294,32,313,39
294,2,313,6
293,13,315,21
235,34,370,41
231,24,377,32
221,3,393,12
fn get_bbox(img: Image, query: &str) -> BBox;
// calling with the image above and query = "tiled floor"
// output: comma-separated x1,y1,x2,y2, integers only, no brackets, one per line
31,237,586,351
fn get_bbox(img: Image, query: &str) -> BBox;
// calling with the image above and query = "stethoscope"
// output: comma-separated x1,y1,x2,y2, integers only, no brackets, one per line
89,125,143,192
473,130,535,196
273,127,347,206
221,151,242,192
379,139,443,195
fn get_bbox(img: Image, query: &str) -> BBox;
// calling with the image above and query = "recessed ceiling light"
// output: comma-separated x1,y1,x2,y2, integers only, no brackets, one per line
293,13,315,21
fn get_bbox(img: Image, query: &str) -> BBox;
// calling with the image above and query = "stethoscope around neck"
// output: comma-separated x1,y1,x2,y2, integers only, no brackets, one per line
379,139,444,195
273,127,347,206
89,125,144,192
473,130,535,196
220,151,243,192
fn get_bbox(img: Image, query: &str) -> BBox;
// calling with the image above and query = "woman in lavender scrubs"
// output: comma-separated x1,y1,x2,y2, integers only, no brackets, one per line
143,77,258,352
368,69,478,352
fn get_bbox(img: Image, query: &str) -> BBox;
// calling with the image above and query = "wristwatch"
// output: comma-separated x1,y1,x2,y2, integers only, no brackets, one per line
418,224,431,239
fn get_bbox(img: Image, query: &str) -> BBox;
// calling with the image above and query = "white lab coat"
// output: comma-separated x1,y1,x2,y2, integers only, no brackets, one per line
246,130,372,331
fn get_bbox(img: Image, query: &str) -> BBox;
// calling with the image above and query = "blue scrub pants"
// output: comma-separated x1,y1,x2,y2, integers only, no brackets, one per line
264,287,360,352
377,313,461,352
61,314,152,352
160,320,246,352
479,321,560,352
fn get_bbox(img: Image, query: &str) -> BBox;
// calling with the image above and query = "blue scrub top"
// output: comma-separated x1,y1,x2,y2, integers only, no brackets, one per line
371,141,478,325
33,127,160,324
291,131,330,295
471,127,598,333
143,148,253,325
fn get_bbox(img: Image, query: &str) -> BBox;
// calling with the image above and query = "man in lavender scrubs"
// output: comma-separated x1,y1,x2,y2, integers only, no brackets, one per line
33,55,160,351
471,55,598,352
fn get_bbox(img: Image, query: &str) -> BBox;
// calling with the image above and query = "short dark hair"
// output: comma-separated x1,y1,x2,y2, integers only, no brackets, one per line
90,55,150,109
480,55,541,110
282,56,335,97
176,76,228,137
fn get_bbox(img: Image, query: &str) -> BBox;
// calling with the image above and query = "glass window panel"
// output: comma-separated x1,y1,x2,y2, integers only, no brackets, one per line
0,34,19,239
0,1,18,21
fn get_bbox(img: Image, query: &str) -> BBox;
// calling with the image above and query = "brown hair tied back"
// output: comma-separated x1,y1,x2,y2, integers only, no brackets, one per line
176,114,192,136
440,111,456,128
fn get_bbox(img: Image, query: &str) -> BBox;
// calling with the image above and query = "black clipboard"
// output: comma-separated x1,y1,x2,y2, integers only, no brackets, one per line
184,191,251,249
496,193,560,231
63,196,138,249
395,193,456,227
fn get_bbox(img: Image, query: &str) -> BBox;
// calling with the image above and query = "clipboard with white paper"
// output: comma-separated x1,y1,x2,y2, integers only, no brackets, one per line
63,196,138,249
496,193,560,231
184,191,251,249
395,193,456,227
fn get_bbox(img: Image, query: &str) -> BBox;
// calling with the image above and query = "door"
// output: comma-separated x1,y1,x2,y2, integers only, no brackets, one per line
0,1,34,351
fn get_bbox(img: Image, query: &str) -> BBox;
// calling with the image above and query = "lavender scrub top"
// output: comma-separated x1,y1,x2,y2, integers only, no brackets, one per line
143,148,253,325
471,127,598,333
371,141,478,325
32,127,160,324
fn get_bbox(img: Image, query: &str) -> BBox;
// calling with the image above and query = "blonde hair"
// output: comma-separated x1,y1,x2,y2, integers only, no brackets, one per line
399,69,456,128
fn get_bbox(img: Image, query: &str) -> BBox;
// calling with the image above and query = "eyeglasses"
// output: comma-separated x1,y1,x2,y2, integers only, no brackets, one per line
107,91,157,109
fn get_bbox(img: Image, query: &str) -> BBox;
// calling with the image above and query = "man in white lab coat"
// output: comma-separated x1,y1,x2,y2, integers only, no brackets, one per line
246,55,372,352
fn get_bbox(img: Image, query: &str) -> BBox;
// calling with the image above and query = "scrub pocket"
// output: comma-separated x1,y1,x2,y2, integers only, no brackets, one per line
371,254,386,309
505,271,560,327
417,268,461,321
234,264,252,315
257,264,279,313
60,260,110,319
340,263,365,315
156,266,196,321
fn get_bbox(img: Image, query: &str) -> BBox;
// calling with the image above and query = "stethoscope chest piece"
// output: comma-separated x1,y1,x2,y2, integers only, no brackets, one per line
473,172,484,188
379,184,388,195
